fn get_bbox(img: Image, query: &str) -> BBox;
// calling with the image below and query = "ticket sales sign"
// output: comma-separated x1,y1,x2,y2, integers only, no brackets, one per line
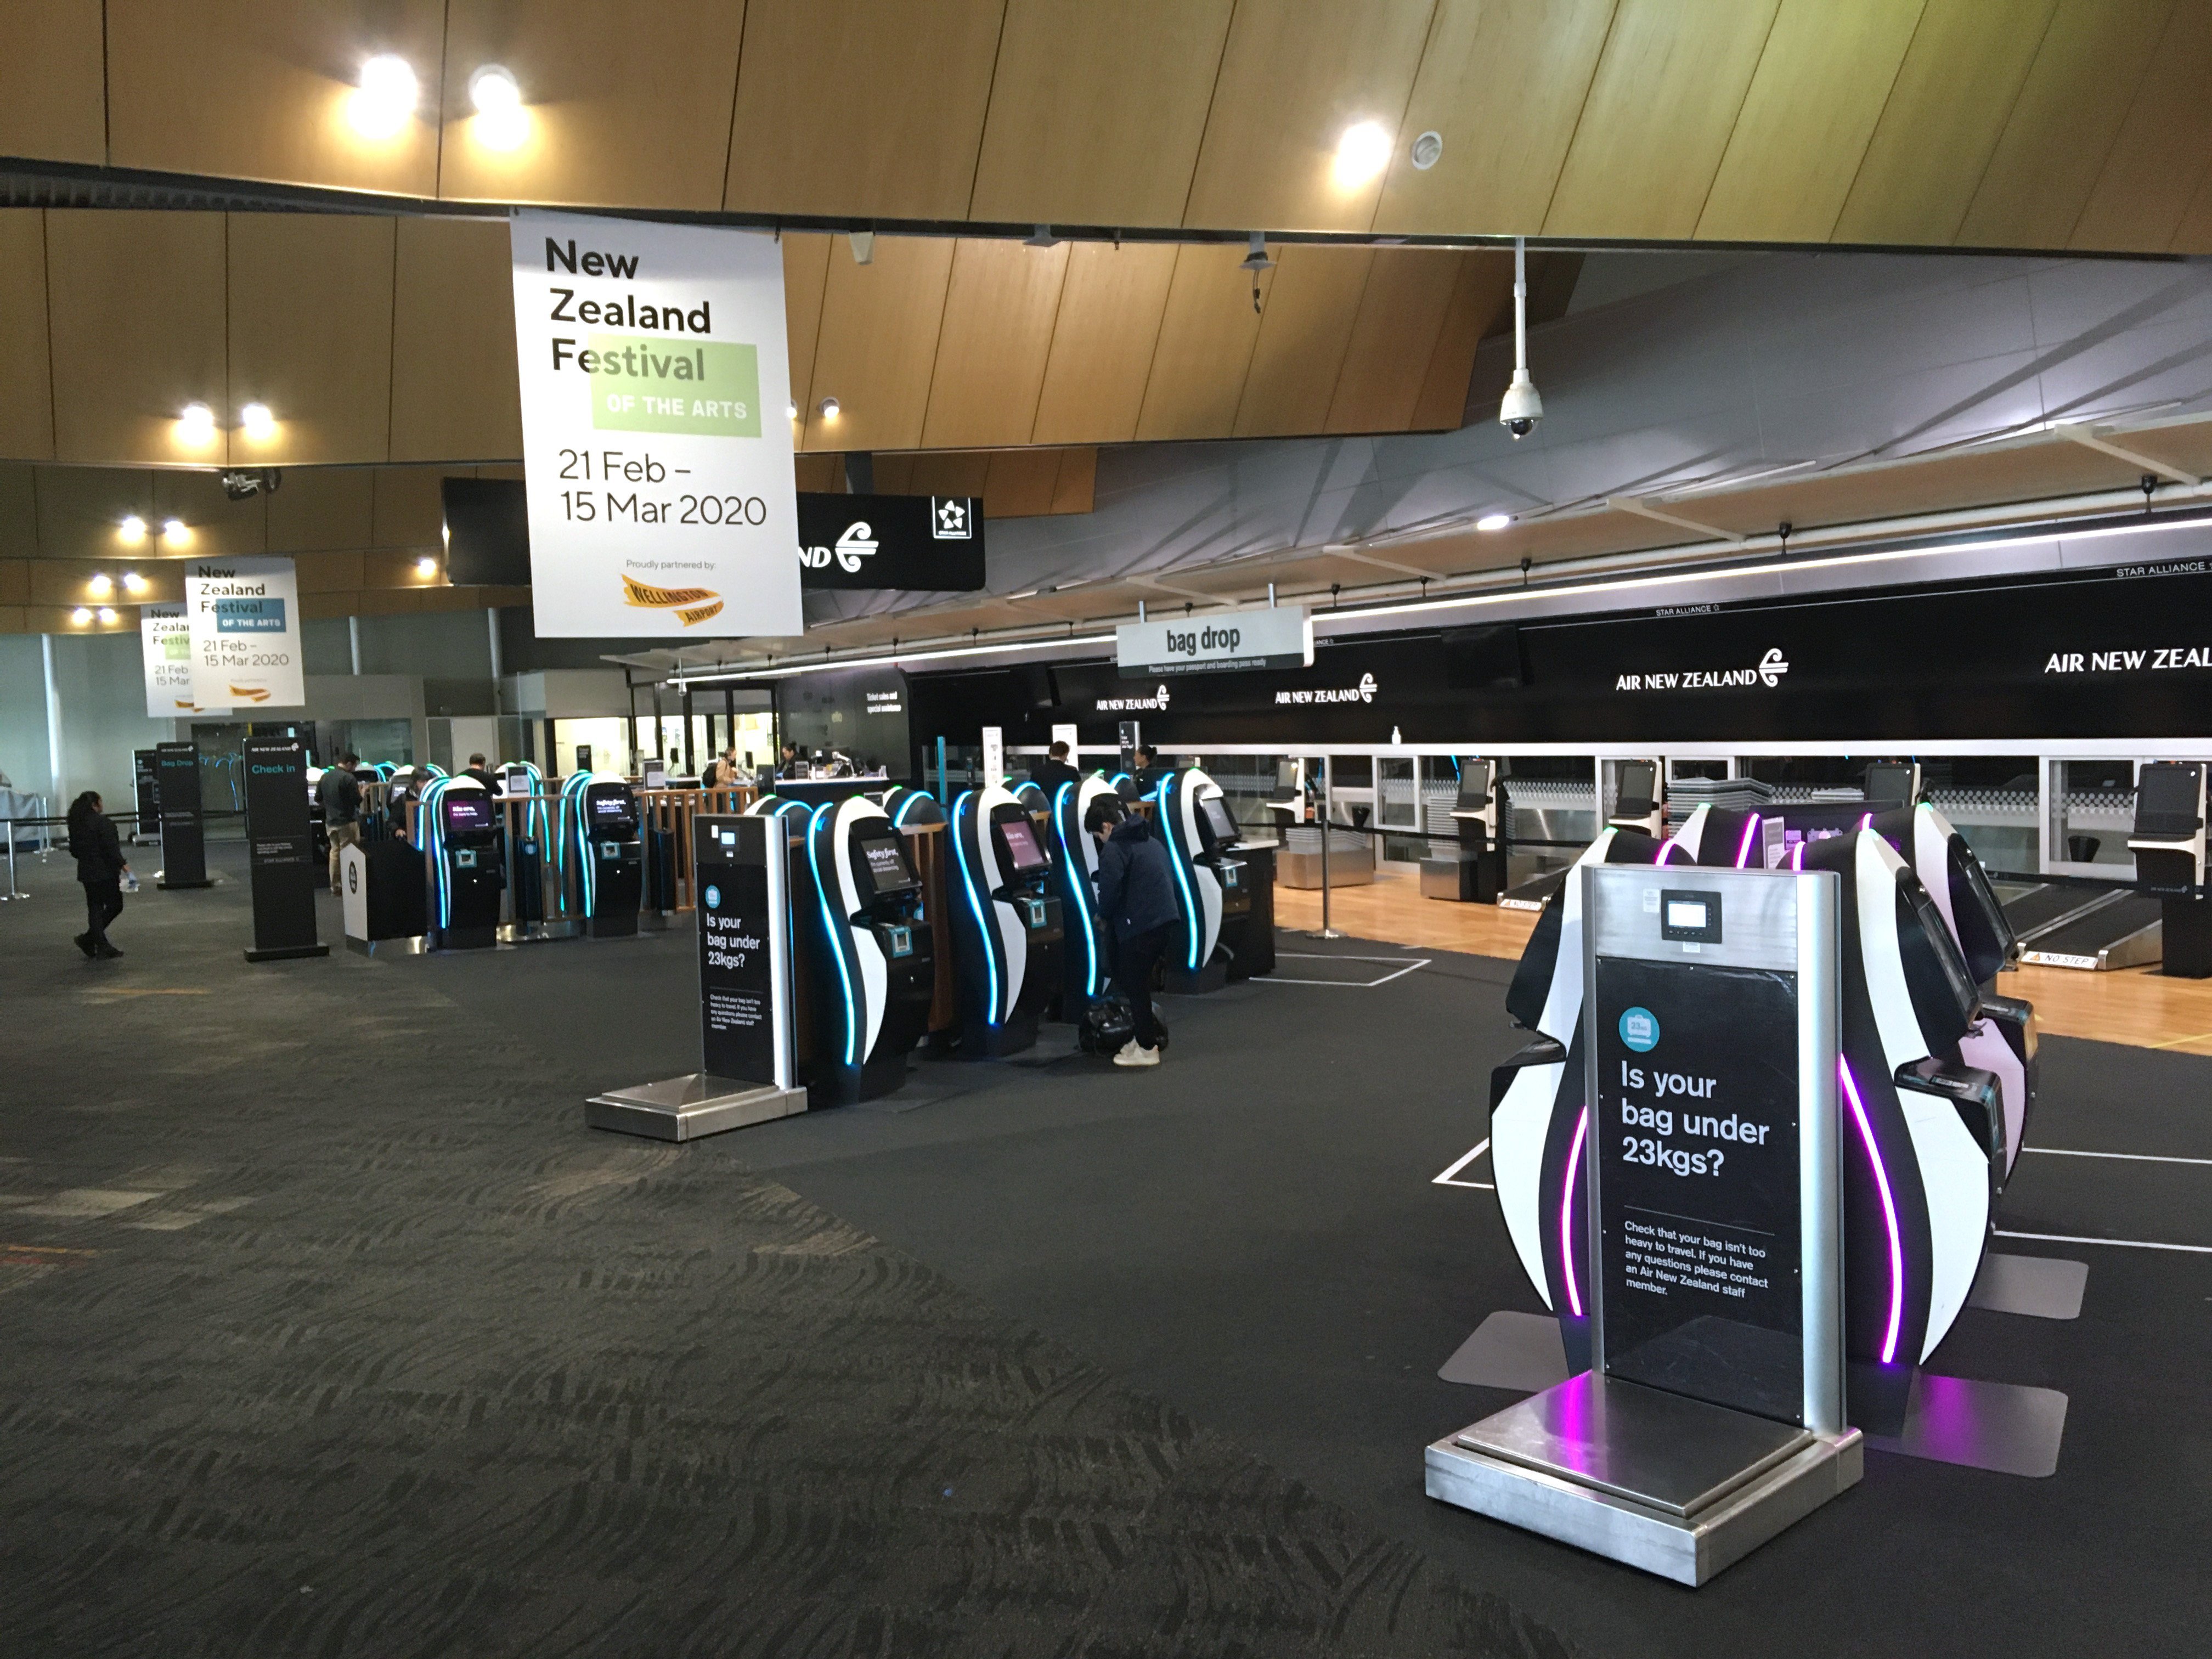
510,211,803,638
1116,605,1312,678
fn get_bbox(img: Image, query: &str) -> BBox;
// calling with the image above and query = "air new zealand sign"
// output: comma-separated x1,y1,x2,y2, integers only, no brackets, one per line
797,493,985,591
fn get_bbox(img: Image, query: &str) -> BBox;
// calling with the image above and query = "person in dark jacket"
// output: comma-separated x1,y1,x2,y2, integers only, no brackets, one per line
1087,795,1180,1066
66,791,129,960
1029,741,1081,798
317,752,363,893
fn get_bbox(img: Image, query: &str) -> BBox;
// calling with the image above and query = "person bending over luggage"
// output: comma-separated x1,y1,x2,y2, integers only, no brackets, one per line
66,791,129,960
1088,795,1179,1068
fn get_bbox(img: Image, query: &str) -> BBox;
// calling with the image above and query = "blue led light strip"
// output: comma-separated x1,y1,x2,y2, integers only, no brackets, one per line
950,791,999,1025
1161,772,1201,969
1052,781,1099,997
807,803,861,1067
420,777,453,929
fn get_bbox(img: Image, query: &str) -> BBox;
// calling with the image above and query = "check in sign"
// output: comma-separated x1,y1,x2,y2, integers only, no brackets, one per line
1116,604,1312,679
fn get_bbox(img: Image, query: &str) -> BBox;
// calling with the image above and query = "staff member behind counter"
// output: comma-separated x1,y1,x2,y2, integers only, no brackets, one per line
1030,741,1081,795
1087,795,1180,1069
462,753,500,793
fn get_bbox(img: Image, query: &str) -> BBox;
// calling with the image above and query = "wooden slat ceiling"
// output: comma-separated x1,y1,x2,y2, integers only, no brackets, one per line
5,1,2209,254
0,210,1522,469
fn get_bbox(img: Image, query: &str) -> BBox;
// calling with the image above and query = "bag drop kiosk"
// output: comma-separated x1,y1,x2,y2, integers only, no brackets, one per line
587,813,805,1140
948,784,1064,1057
800,797,935,1105
2128,761,2210,978
1051,774,1120,1021
1430,862,1860,1585
562,772,644,938
1423,758,1504,902
1158,767,1251,995
1607,758,1666,838
422,778,504,950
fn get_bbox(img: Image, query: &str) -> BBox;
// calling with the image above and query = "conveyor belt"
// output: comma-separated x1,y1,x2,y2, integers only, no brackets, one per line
2002,882,2118,939
2018,892,2163,970
1498,868,1567,912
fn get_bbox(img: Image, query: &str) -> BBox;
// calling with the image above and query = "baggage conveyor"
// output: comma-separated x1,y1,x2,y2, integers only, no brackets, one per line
2007,883,2163,970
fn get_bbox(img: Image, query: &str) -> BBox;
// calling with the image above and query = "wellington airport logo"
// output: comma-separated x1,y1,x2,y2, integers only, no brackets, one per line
620,573,723,627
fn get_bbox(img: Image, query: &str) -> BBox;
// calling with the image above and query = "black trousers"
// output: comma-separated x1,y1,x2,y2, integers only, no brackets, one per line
82,879,123,949
1114,923,1172,1050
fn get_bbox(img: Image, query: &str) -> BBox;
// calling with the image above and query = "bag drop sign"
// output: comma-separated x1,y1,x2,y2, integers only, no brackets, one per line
512,211,802,638
1117,605,1312,679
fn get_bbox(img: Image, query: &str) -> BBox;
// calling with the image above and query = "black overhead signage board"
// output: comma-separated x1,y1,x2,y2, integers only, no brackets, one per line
1593,954,1803,1423
242,734,325,961
912,561,2212,746
695,814,778,1085
798,492,985,591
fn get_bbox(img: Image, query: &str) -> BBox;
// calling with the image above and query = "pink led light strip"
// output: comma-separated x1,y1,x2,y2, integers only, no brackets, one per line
1838,1057,1904,1364
1560,1107,1589,1317
1734,812,1760,868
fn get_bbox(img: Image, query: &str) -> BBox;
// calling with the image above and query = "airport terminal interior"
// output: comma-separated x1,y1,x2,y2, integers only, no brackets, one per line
3,5,2210,1655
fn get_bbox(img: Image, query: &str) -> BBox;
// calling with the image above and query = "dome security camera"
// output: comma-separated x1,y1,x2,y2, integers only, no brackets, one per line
1499,368,1543,439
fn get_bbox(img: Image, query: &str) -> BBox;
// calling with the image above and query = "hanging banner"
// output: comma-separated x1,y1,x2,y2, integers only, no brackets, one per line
140,602,204,716
185,557,303,710
510,210,802,639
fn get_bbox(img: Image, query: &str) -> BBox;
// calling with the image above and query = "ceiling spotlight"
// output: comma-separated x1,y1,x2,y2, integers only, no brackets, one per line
177,402,216,444
818,396,841,421
468,65,529,149
787,400,798,420
70,607,91,625
97,607,117,624
1476,512,1512,532
1333,121,1393,189
352,54,419,139
1410,130,1444,172
123,571,148,594
240,401,274,439
416,556,438,578
87,573,112,597
119,515,147,543
160,517,188,542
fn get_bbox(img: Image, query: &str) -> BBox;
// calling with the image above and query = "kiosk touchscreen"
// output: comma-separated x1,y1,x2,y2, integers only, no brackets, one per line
1608,759,1665,838
1431,862,1860,1585
425,780,504,950
948,785,1064,1057
2128,762,2209,977
800,799,936,1105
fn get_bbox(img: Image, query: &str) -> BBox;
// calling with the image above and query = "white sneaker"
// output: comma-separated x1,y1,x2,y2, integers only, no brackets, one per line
1113,1040,1159,1068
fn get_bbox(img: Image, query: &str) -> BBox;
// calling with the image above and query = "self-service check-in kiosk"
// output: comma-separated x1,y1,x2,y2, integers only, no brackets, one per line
562,772,644,938
949,785,1064,1057
802,797,935,1104
1660,802,1781,871
1051,774,1119,1021
1864,760,1922,808
1156,767,1251,995
1423,759,1506,902
1432,862,1860,1585
1608,759,1666,838
422,777,504,950
2129,761,2210,978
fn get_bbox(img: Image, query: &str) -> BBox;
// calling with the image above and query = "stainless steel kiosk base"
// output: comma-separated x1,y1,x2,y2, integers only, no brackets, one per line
586,1074,806,1142
1426,1372,1863,1586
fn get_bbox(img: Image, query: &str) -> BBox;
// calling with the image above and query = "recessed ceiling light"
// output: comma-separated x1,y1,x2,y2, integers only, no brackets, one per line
70,607,91,625
96,607,117,624
177,403,216,443
1410,131,1444,172
119,515,147,543
352,54,419,139
1333,121,1392,189
787,400,798,420
123,571,148,594
160,518,188,541
416,556,438,578
468,65,529,149
818,396,841,420
1476,512,1513,532
87,572,112,597
240,401,274,438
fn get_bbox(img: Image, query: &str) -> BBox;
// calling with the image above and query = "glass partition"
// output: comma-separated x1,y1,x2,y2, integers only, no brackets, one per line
2048,758,2137,875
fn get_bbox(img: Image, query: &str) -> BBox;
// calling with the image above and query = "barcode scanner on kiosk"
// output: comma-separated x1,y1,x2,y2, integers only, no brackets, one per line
2129,761,2211,977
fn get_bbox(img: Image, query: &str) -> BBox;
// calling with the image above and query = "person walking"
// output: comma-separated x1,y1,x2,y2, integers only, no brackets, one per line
1087,795,1180,1068
66,791,128,960
318,752,363,893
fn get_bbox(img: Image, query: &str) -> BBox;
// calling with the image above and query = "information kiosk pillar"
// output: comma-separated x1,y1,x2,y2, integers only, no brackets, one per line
1431,863,1860,1584
587,814,805,1140
241,734,328,962
2129,761,2210,978
154,741,210,889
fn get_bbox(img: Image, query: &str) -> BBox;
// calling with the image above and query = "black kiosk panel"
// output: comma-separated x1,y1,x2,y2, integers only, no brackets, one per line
1615,760,1658,817
1200,795,1239,847
1458,760,1493,811
853,828,919,898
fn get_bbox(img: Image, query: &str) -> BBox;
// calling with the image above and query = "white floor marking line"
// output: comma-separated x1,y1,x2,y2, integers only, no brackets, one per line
1434,1138,1492,1187
1995,1229,2212,1255
1262,957,1431,989
2021,1147,2212,1167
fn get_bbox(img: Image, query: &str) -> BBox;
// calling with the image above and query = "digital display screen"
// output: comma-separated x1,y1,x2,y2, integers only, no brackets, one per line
1457,760,1492,810
1616,760,1657,812
1666,899,1708,930
2136,764,2201,820
503,766,531,795
1864,762,1912,804
1200,797,1238,843
856,831,918,896
443,795,493,831
998,815,1048,872
591,794,632,820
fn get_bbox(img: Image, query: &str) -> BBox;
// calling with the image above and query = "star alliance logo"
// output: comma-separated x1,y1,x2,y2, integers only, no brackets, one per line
930,496,972,539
